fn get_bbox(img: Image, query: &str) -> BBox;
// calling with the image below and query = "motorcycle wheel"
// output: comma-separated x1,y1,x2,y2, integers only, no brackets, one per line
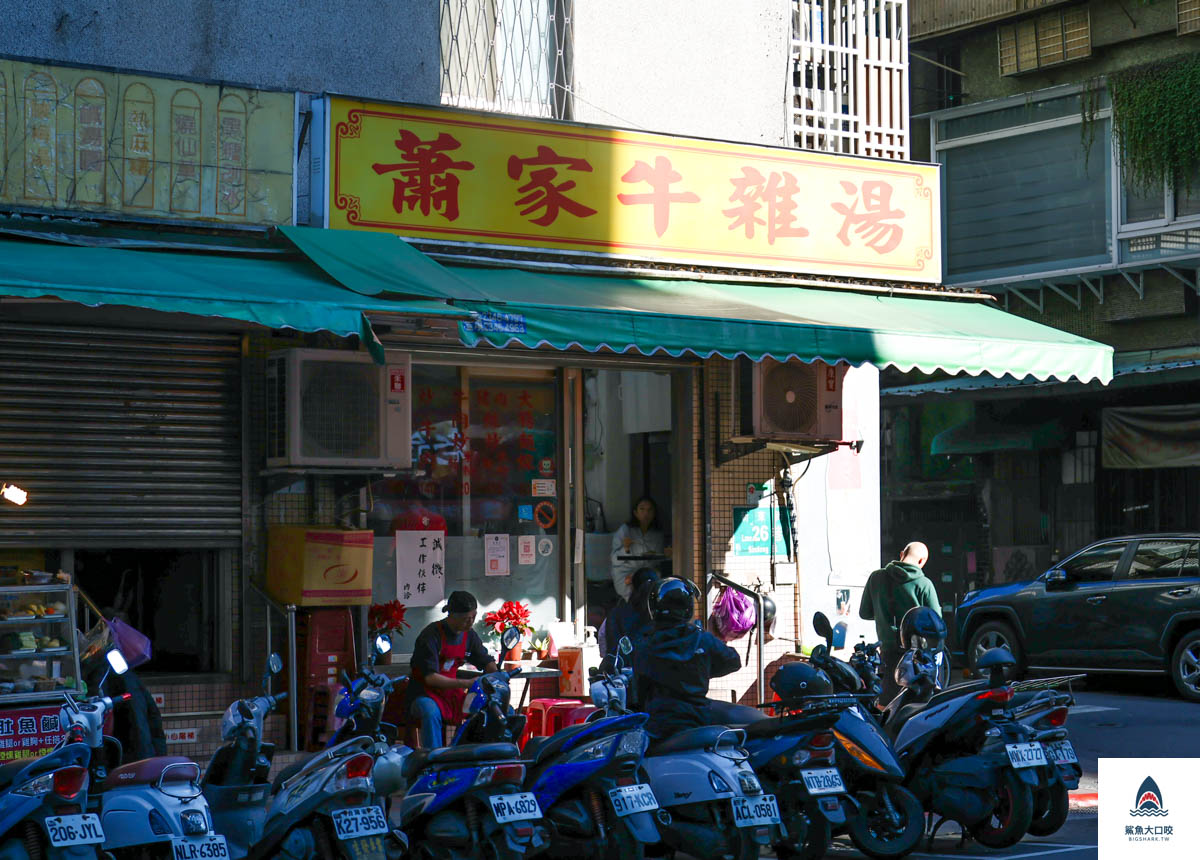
603,822,645,860
1027,782,1070,837
846,785,924,859
728,830,760,860
775,803,832,860
968,769,1035,849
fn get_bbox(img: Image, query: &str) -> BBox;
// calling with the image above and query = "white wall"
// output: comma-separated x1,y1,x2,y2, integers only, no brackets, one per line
570,0,791,145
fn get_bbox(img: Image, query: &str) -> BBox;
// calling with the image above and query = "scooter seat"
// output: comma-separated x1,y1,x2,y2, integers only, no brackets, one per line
649,725,734,755
108,756,197,788
0,756,39,789
401,742,521,780
884,703,927,739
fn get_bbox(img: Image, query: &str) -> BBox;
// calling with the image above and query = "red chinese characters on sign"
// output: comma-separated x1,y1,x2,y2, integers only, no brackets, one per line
831,180,904,254
0,705,63,761
723,168,810,245
506,145,598,226
617,156,700,237
373,130,475,221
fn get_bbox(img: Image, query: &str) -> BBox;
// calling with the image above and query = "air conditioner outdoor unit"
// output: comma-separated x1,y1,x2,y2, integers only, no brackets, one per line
747,358,846,442
266,348,412,469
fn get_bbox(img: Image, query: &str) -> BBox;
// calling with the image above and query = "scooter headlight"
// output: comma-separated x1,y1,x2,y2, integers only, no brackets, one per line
12,772,55,797
180,809,209,836
737,771,762,794
708,770,733,794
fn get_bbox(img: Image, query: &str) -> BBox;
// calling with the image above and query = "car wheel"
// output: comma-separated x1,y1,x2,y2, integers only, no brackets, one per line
967,621,1023,679
1170,630,1200,703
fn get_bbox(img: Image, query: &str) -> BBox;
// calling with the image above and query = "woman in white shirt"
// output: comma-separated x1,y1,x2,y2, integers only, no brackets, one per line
610,496,669,600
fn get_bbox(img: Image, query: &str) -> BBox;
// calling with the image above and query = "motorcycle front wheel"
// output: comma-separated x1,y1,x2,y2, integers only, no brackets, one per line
1027,782,1070,837
846,785,924,859
968,769,1035,849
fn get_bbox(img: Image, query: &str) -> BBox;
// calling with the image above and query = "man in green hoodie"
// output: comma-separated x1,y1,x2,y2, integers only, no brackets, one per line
859,541,941,701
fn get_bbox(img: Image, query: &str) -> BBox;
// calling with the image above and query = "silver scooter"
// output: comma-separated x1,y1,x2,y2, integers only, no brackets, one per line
61,649,224,860
595,636,785,860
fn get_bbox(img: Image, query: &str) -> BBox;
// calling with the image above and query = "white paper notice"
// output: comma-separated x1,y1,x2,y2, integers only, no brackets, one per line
532,478,556,497
574,528,585,564
485,533,511,576
395,531,445,607
518,535,536,566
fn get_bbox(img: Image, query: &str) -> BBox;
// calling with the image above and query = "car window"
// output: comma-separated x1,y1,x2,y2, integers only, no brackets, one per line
1061,542,1125,583
1128,540,1199,578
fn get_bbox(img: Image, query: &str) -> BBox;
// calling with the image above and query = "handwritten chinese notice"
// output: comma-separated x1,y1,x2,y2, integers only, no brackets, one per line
325,99,940,282
396,530,446,607
484,534,510,577
0,705,64,761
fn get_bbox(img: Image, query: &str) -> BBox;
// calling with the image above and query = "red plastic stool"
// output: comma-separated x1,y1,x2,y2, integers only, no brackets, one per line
521,698,579,747
563,704,598,726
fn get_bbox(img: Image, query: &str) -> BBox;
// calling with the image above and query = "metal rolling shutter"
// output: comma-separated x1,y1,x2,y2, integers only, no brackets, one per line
0,323,242,548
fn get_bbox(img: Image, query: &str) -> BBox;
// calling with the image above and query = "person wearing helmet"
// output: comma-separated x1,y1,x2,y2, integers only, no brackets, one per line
632,577,741,738
859,541,942,701
603,567,661,659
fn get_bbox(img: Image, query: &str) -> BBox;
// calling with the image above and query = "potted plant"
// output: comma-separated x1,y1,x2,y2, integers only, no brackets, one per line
483,600,534,663
367,599,411,662
532,633,551,661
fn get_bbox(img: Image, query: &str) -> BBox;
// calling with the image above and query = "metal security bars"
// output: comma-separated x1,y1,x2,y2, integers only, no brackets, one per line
791,0,908,161
440,0,573,119
1180,0,1200,35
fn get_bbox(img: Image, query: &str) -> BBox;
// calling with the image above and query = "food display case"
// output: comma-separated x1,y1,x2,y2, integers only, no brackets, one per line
0,580,83,703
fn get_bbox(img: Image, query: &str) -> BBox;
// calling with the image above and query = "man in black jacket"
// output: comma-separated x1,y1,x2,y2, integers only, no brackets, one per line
633,578,741,738
81,645,166,761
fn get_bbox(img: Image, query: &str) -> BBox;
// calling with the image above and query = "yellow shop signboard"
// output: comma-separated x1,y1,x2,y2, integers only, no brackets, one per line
0,60,294,225
322,98,941,282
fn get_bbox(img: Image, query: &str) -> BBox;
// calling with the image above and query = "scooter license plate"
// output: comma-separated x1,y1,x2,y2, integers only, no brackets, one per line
608,784,659,816
1045,740,1079,765
1005,742,1048,769
171,835,230,859
801,767,847,795
45,814,104,847
731,793,781,827
490,792,542,823
332,805,390,840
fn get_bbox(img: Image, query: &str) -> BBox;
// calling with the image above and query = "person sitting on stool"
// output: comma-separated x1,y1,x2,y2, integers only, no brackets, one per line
402,590,497,748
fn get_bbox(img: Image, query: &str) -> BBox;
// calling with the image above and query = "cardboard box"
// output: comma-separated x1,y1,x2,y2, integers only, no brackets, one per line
266,526,374,607
557,644,601,697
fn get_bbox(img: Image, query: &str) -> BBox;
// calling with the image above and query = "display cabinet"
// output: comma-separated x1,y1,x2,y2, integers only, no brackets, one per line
0,582,83,703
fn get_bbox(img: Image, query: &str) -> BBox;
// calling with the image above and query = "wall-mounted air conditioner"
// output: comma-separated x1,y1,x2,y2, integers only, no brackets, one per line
733,357,846,442
266,349,412,469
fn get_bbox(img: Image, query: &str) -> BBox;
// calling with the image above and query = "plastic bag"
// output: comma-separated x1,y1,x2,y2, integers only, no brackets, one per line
710,586,757,641
108,616,152,669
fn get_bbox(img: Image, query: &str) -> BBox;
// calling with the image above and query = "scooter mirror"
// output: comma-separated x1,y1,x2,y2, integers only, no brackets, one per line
106,648,129,676
374,634,393,655
267,653,283,675
501,626,521,652
618,636,633,656
832,622,848,650
812,612,833,644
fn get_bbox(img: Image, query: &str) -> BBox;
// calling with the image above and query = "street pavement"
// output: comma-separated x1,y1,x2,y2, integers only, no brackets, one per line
681,672,1198,859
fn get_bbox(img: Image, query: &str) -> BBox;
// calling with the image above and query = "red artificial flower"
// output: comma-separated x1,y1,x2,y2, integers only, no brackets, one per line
368,600,411,635
482,600,533,636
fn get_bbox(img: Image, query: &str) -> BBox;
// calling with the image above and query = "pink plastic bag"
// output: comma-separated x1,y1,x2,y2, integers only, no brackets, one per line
108,616,152,669
710,587,757,641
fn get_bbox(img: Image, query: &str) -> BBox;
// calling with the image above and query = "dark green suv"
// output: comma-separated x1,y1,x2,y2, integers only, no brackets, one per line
953,534,1200,701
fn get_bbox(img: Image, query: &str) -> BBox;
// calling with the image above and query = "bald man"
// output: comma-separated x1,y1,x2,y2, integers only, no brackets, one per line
859,541,942,702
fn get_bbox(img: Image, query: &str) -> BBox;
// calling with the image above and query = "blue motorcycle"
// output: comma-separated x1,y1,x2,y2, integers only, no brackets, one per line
0,743,102,860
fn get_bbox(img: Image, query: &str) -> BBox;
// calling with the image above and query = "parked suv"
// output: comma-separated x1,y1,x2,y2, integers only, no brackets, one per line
954,534,1200,702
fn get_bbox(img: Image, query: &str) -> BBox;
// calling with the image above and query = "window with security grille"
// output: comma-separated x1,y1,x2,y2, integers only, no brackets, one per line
792,0,908,161
998,6,1090,76
440,0,573,119
1181,0,1200,35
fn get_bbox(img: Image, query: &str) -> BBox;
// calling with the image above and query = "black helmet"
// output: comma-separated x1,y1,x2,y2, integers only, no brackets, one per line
761,595,777,633
899,606,947,650
631,567,661,594
650,577,697,625
770,662,833,699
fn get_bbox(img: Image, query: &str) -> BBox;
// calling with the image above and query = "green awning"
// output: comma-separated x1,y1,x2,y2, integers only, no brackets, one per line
931,418,1068,456
450,268,1113,384
280,225,490,300
0,237,468,362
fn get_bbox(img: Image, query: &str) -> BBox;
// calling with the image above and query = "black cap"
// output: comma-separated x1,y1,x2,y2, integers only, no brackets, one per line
631,567,661,592
444,590,478,614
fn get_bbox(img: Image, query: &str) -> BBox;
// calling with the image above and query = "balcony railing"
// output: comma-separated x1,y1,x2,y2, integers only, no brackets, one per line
910,0,1071,40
